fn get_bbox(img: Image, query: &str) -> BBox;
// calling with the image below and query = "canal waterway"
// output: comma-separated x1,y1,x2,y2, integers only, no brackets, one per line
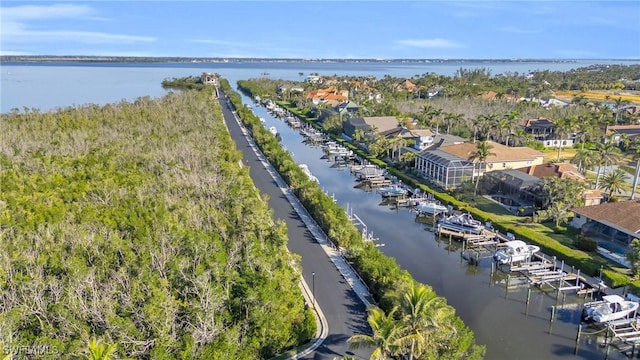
242,94,629,360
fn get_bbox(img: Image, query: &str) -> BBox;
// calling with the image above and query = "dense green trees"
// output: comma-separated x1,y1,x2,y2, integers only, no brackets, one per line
0,90,314,358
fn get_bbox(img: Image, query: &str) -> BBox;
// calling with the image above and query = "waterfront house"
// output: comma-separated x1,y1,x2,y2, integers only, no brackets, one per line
414,141,544,190
342,116,401,139
319,101,362,121
570,200,640,246
398,128,435,151
517,162,602,206
414,149,475,189
439,141,545,173
201,72,217,85
305,87,349,105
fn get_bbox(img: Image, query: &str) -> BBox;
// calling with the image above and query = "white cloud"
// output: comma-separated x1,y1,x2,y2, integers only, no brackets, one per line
2,3,95,20
397,38,462,49
189,39,252,47
496,26,541,34
0,3,155,46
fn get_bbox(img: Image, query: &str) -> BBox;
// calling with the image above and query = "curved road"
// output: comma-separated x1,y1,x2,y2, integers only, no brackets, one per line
217,90,371,360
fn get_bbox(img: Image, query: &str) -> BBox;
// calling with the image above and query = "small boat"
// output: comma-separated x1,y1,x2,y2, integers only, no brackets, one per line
259,117,266,123
415,200,448,216
378,184,408,198
581,295,639,323
437,213,484,234
299,164,319,183
493,240,541,265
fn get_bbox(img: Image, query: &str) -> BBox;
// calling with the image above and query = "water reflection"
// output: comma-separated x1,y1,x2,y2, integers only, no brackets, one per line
242,92,629,360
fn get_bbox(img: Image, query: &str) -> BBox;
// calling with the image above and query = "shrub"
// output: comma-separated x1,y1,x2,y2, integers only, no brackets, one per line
575,235,598,252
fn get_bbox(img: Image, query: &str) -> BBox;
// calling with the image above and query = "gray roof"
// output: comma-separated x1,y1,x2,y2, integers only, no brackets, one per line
418,149,474,168
485,169,541,189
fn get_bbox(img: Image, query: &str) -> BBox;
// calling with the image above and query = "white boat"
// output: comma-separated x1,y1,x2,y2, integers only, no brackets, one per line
299,164,319,183
437,213,484,234
415,200,448,216
493,240,541,265
378,184,408,198
259,117,266,123
269,126,278,136
581,295,639,323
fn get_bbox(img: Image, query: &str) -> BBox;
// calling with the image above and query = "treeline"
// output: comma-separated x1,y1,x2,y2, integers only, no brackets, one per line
226,80,485,359
161,75,205,90
0,91,315,358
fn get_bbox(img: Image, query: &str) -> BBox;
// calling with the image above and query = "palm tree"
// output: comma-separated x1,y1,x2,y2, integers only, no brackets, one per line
348,306,406,360
468,141,496,198
481,113,499,141
553,116,575,162
628,138,640,200
471,115,484,143
401,284,454,360
614,97,627,124
594,141,623,189
85,338,116,360
444,112,464,135
571,147,597,175
601,168,629,200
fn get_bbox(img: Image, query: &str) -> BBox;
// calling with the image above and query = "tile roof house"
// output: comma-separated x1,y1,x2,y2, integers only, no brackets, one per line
398,128,435,151
570,200,640,245
342,116,401,139
437,141,545,173
413,141,544,190
304,87,348,105
318,101,362,121
516,162,602,206
518,163,586,182
393,79,419,92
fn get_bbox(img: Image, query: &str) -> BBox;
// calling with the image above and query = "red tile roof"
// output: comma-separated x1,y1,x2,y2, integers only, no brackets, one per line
573,200,640,233
439,141,544,162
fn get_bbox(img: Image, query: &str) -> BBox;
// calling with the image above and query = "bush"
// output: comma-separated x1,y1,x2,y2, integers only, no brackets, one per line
575,235,598,252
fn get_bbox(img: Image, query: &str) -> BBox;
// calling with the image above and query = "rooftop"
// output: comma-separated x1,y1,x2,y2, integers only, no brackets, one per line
439,141,544,162
572,200,640,234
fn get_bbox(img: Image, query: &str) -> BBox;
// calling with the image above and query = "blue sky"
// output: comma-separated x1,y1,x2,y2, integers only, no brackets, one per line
1,1,638,59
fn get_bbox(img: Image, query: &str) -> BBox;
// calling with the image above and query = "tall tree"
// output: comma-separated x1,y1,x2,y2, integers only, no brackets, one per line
401,284,454,360
601,168,629,200
594,140,623,189
467,141,496,198
553,116,576,162
348,306,406,360
535,177,586,227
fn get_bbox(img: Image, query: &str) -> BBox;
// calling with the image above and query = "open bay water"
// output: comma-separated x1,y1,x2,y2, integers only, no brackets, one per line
3,60,639,359
2,59,639,113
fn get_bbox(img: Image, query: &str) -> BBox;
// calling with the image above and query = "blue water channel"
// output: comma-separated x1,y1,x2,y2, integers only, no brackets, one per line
240,95,630,360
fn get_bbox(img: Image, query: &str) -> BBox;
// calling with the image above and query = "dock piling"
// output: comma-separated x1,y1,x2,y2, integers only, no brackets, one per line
574,324,582,355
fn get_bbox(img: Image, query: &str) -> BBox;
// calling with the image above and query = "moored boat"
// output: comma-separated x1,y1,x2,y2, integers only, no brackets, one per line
415,200,448,216
377,184,408,198
437,213,484,234
493,240,541,265
581,295,639,323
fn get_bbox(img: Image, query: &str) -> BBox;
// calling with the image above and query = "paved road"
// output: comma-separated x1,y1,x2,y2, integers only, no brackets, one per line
216,90,371,360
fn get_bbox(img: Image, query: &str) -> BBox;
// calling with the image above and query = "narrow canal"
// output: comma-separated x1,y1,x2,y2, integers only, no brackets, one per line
239,93,629,360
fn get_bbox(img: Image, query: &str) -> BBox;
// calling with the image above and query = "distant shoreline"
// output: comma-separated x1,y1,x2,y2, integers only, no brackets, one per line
1,55,611,64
